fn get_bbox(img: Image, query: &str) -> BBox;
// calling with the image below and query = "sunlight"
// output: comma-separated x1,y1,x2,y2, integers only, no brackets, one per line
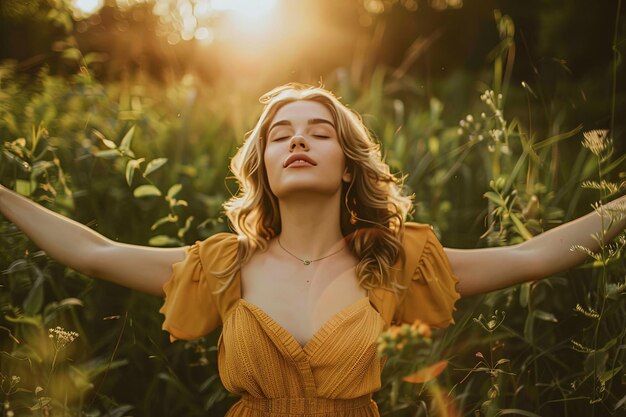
211,0,278,20
71,0,104,18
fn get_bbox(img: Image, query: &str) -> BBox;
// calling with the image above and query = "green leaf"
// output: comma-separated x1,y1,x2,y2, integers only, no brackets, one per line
484,191,506,207
495,358,510,367
510,212,533,240
523,312,533,344
167,183,183,199
532,124,583,150
149,235,182,247
95,131,117,149
133,185,162,198
30,397,52,411
151,214,178,231
23,272,45,315
144,158,168,176
584,350,608,374
600,152,626,177
81,358,129,379
174,199,188,207
103,405,134,417
94,149,119,159
119,125,136,152
533,310,558,322
125,158,145,187
495,409,543,417
62,47,81,62
178,216,194,239
4,314,43,328
519,282,530,308
599,365,623,383
83,52,107,65
31,161,54,177
15,179,36,197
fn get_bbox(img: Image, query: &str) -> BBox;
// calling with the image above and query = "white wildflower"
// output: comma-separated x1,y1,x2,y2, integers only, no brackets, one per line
48,326,79,351
581,129,611,157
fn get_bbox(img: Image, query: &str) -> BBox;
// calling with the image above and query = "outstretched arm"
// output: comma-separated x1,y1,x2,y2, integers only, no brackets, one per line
0,184,186,296
444,195,626,297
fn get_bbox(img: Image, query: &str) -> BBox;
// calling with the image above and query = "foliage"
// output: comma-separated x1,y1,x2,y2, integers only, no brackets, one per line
1,7,625,417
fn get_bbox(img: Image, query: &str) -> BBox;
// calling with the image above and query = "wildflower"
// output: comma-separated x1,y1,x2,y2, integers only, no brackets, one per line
581,129,611,157
581,180,621,195
489,129,502,142
570,244,602,262
465,114,473,122
457,128,463,136
574,304,600,319
571,339,593,353
48,326,79,351
478,134,484,141
410,319,432,338
481,112,486,119
473,310,506,333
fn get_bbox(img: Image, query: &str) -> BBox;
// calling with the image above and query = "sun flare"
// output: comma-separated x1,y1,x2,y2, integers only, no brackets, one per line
211,0,278,19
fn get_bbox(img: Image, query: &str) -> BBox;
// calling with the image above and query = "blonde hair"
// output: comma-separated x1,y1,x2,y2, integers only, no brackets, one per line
214,83,413,296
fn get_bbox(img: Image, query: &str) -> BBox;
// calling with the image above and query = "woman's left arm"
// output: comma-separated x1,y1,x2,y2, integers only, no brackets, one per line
444,195,626,297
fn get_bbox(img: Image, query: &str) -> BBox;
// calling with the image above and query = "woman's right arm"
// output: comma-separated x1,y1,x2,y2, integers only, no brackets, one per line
0,184,187,296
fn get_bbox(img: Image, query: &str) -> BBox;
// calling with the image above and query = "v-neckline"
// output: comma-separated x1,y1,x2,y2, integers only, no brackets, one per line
233,268,375,355
238,296,371,354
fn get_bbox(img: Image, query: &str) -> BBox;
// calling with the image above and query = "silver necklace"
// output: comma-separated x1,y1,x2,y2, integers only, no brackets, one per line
277,237,346,266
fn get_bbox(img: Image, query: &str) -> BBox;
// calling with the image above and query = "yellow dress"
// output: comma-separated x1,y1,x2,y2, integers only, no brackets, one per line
159,222,460,417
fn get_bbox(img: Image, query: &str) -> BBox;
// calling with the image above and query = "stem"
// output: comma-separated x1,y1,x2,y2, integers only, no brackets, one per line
609,0,621,139
46,350,58,390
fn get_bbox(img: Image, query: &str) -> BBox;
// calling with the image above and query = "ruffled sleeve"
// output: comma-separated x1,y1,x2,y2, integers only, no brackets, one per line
159,232,239,342
393,223,461,328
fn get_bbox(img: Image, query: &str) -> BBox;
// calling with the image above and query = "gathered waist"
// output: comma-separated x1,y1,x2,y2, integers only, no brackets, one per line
240,394,374,414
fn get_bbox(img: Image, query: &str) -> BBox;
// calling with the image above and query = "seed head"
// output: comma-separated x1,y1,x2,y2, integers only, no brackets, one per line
582,130,611,157
48,326,79,351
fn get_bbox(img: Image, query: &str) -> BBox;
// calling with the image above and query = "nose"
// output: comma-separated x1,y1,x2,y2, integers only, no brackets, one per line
289,135,309,151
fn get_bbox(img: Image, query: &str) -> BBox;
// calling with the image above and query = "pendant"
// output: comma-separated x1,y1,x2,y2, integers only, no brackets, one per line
303,260,311,265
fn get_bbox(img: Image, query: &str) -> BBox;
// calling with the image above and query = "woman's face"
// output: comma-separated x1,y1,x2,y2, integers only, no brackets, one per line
263,100,351,200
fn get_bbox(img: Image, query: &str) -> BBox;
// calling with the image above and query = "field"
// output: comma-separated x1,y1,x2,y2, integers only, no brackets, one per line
0,1,625,416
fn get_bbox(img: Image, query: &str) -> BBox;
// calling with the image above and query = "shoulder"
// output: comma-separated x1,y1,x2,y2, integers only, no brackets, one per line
399,222,438,258
192,232,240,271
393,222,461,328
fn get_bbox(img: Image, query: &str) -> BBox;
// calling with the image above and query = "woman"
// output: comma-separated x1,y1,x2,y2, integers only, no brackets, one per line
0,83,624,416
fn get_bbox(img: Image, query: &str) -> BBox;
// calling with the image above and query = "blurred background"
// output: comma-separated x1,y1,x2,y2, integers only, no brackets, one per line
1,1,625,417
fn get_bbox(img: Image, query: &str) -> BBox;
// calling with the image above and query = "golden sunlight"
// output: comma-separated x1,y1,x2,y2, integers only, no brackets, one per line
71,0,104,18
211,0,278,19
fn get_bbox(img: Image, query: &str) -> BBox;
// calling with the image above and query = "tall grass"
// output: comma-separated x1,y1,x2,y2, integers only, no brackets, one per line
1,7,625,417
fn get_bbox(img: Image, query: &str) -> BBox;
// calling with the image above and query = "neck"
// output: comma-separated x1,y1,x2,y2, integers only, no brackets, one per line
275,192,346,260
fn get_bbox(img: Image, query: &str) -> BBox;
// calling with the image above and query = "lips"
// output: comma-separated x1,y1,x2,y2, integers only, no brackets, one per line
283,153,317,168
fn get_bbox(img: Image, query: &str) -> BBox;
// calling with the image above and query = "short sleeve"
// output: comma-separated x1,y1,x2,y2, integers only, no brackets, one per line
159,233,239,342
394,223,461,328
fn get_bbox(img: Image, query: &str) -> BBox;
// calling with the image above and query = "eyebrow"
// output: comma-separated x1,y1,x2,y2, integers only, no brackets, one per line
268,118,335,135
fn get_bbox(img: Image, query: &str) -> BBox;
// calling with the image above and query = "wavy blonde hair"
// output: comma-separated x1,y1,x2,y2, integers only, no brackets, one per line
214,83,413,296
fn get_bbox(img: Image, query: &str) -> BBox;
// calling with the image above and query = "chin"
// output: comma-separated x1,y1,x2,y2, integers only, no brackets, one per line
273,183,341,200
